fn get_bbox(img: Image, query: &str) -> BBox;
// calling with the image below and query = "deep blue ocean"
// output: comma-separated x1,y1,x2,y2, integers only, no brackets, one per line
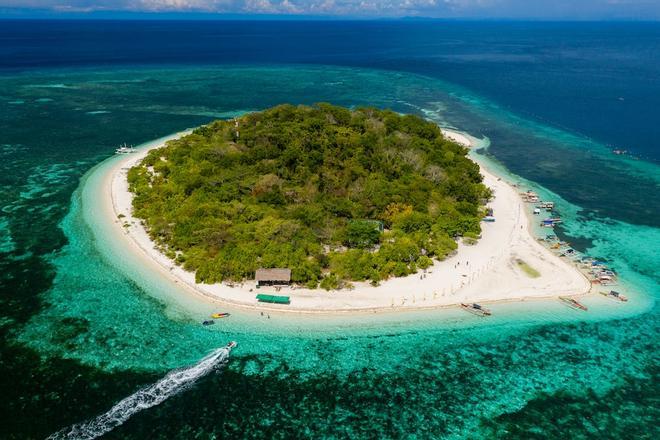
3,20,660,161
0,20,658,439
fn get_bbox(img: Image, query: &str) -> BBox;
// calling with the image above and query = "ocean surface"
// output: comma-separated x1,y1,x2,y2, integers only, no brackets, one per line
0,21,658,439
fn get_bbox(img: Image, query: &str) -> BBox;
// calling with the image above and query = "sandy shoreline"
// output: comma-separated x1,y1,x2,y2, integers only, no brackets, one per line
104,128,591,314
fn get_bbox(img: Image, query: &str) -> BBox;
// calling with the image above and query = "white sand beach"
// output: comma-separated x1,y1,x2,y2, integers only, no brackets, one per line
103,128,591,313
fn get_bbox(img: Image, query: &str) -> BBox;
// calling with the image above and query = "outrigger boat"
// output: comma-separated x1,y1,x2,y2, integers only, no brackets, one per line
598,276,617,286
600,290,628,302
541,219,555,228
559,296,588,311
591,271,618,285
115,143,136,154
541,217,562,227
460,303,492,317
520,190,540,203
211,312,231,319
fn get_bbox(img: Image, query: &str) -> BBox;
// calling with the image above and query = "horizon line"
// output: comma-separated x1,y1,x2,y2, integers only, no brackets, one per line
1,14,659,22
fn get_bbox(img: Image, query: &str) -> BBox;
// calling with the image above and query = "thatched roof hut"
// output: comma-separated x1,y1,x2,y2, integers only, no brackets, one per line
255,268,291,286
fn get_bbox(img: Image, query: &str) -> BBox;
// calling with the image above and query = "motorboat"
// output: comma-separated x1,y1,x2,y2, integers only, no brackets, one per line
115,143,136,154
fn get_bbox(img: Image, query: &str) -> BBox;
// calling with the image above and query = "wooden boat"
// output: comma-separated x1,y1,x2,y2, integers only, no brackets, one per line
542,217,562,226
595,269,617,278
559,296,588,311
256,294,290,304
521,191,539,203
541,219,555,228
600,290,628,302
460,303,491,317
211,312,231,319
597,275,618,286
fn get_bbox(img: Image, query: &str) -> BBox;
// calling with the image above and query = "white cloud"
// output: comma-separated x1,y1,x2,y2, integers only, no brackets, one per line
243,0,276,12
0,0,659,18
135,0,233,11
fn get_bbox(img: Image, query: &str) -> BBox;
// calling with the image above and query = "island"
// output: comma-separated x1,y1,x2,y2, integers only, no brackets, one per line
127,104,489,289
105,104,590,312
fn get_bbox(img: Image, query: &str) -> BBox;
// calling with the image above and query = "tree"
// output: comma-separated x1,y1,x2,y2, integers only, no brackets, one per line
346,220,381,248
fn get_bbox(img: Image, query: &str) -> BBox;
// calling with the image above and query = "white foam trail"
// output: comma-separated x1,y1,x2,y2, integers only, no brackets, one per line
48,343,235,440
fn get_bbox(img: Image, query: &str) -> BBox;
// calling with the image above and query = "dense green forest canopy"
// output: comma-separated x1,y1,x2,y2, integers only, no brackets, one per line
128,104,490,289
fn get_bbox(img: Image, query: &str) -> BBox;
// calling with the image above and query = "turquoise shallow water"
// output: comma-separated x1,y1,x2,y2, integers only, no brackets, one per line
1,65,658,438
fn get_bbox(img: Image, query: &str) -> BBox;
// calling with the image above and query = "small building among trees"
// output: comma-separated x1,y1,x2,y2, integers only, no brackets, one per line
255,268,291,287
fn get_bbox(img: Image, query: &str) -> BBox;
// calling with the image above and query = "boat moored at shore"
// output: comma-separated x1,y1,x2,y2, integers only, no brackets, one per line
460,303,492,317
256,294,291,305
115,143,136,154
559,296,588,311
600,290,628,302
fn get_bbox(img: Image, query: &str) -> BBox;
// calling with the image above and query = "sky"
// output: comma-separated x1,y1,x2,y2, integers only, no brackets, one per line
1,0,659,20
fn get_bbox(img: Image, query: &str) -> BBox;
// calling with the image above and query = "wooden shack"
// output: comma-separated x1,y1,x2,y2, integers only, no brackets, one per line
255,268,291,287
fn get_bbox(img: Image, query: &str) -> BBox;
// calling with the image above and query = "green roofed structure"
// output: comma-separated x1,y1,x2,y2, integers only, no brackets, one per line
256,294,291,304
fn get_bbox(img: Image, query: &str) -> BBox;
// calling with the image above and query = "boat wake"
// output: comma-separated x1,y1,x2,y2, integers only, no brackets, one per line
48,342,236,440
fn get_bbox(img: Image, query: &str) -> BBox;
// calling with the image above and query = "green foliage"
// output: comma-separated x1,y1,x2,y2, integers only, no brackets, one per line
417,255,433,270
129,104,488,286
346,220,381,248
319,273,341,291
